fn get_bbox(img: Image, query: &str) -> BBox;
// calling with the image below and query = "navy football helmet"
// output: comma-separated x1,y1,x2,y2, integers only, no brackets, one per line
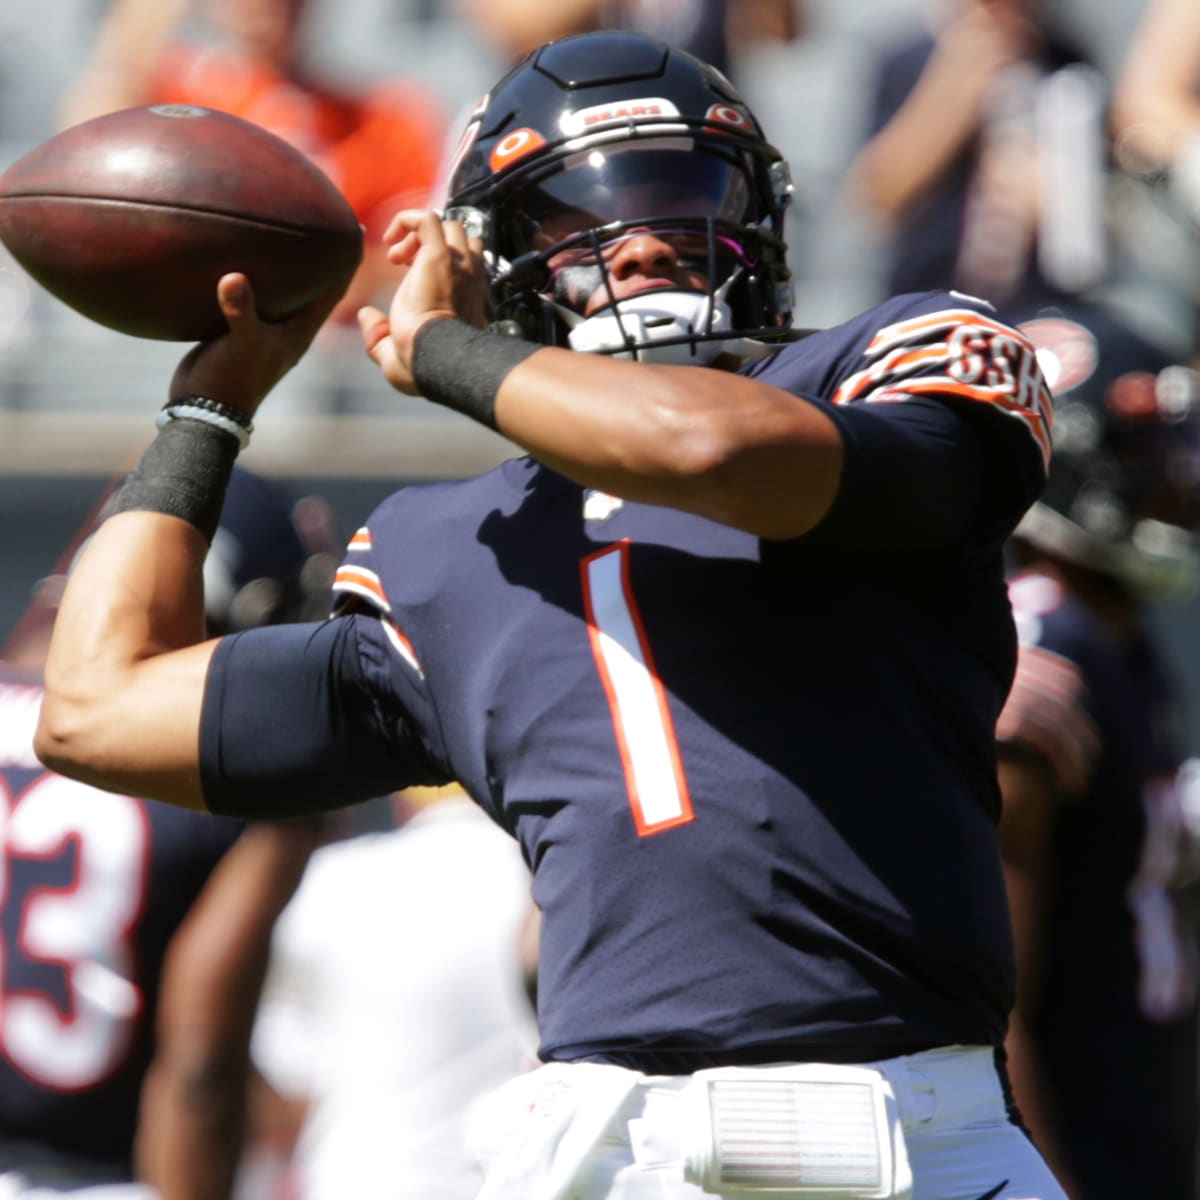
442,31,794,366
1013,306,1200,600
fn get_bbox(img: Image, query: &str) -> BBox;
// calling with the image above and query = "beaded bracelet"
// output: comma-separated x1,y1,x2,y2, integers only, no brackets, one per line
157,395,253,452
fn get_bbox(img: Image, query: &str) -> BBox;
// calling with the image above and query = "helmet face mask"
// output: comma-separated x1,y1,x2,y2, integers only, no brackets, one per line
1015,312,1200,602
443,32,794,365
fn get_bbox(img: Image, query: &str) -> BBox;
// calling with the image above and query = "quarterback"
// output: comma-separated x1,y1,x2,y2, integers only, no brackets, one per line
38,32,1063,1200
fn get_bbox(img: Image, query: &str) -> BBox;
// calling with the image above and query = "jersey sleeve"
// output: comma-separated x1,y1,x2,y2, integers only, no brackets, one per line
749,292,1052,548
199,615,453,820
829,299,1053,474
331,521,432,680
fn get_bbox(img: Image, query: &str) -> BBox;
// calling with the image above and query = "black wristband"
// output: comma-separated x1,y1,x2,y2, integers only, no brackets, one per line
411,318,540,430
107,418,238,543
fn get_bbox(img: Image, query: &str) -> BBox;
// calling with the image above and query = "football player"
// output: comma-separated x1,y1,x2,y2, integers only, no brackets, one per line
0,468,326,1199
997,304,1200,1199
36,32,1066,1200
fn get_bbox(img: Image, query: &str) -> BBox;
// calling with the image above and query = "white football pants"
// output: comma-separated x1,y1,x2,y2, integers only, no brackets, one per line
468,1045,1067,1200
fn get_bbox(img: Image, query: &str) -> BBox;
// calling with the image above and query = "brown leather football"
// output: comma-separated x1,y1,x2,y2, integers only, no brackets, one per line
0,105,364,340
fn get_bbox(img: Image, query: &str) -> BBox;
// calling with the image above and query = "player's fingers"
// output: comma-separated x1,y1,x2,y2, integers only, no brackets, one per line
216,273,256,332
357,305,391,361
386,233,420,266
383,208,445,250
443,218,471,256
357,305,417,394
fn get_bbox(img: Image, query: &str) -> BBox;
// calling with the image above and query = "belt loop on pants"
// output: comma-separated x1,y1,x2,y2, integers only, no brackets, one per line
874,1045,1005,1133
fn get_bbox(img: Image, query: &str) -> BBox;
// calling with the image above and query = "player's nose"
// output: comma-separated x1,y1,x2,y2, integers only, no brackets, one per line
607,229,680,280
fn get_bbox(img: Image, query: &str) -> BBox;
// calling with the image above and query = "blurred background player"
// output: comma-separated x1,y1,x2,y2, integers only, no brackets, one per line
1109,0,1200,373
454,0,804,81
59,0,447,327
996,303,1200,1199
846,0,1109,311
0,466,331,1199
242,783,537,1200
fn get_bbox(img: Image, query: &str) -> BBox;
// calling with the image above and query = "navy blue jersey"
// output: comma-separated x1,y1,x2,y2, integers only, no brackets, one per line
998,573,1198,1198
203,291,1050,1071
0,668,243,1172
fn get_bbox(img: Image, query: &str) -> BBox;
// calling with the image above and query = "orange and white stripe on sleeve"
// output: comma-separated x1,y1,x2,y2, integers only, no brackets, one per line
331,526,424,679
832,308,1053,470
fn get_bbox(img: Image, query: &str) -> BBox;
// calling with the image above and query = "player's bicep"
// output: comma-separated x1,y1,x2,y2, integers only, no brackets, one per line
199,615,448,818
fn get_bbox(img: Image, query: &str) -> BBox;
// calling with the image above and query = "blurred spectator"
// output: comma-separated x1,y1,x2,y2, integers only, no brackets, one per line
997,303,1200,1199
244,784,537,1200
455,0,803,78
846,0,1109,310
0,466,327,1199
60,0,447,326
1110,0,1200,363
1111,0,1200,196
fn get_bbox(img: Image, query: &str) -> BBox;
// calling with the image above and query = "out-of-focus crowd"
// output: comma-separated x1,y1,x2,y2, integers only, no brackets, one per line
2,2,1200,1199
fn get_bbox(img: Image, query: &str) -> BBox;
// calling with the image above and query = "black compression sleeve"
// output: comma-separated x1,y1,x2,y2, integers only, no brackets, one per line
199,617,435,817
802,395,988,551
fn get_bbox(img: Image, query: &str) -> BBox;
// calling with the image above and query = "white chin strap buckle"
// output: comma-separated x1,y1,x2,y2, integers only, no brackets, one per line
567,291,733,366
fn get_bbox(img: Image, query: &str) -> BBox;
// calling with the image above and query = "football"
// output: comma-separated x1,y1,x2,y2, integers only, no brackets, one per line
0,105,364,340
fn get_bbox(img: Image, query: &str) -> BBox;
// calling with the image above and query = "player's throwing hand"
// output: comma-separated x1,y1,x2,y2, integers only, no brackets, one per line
171,273,342,419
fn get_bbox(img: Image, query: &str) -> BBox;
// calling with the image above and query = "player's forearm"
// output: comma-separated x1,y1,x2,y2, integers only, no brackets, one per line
1112,0,1200,168
850,73,987,221
460,0,605,58
34,511,213,808
136,1057,247,1200
494,348,844,539
137,823,318,1197
59,0,186,125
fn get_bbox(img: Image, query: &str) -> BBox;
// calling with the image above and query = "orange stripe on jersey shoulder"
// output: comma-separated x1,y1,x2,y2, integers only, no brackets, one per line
834,308,1053,469
864,307,1011,344
332,565,391,611
382,618,423,678
347,527,372,551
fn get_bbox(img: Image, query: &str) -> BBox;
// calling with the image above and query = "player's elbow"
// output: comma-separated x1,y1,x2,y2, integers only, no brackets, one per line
34,692,91,779
33,680,117,785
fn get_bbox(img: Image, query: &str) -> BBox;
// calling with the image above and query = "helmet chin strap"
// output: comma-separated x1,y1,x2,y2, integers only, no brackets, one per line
559,289,772,366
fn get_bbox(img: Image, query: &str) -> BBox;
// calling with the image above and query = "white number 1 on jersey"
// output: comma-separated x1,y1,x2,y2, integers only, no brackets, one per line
582,542,694,837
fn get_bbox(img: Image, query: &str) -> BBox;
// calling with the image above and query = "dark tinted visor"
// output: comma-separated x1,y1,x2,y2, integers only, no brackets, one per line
502,144,756,257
